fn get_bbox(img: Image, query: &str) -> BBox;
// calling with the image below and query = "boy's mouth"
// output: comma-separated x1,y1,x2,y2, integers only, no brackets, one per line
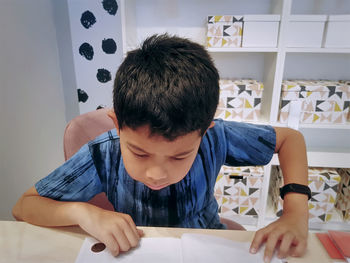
145,183,169,191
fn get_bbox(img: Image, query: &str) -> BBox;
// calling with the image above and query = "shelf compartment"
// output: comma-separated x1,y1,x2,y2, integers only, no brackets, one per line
283,53,350,81
212,52,279,123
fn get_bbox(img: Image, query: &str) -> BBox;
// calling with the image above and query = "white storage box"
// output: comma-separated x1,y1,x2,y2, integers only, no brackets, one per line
242,15,280,47
323,15,350,48
287,15,327,48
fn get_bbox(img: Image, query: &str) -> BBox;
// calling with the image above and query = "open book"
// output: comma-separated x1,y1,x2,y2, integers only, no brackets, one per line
75,233,282,263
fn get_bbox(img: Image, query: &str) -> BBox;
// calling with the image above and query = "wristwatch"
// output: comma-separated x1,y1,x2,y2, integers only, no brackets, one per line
280,183,311,200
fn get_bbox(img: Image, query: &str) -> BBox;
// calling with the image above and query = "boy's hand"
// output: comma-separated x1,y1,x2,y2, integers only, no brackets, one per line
76,203,143,256
249,213,308,263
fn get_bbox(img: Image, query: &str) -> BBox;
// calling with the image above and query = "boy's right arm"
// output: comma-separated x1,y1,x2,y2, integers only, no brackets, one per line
12,186,143,256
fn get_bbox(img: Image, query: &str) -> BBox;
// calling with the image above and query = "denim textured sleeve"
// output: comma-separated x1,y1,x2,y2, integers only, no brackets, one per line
35,143,103,202
213,119,276,167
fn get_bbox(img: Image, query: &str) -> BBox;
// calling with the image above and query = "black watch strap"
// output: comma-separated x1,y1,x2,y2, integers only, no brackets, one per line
280,183,311,200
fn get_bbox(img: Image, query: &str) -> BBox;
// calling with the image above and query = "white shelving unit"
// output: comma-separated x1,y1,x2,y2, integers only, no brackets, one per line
120,0,350,230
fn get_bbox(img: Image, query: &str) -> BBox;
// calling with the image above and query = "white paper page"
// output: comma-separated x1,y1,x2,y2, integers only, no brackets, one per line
75,237,182,263
181,233,283,263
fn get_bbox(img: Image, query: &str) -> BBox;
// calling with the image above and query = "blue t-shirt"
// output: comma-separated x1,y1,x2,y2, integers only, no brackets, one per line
35,119,276,229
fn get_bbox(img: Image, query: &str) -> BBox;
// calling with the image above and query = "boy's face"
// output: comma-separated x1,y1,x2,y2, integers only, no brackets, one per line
108,111,214,190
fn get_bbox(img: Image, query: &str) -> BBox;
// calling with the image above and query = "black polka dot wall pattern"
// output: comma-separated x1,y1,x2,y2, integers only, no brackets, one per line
79,42,94,60
96,68,112,83
102,0,118,15
80,10,96,29
77,89,89,103
102,38,117,54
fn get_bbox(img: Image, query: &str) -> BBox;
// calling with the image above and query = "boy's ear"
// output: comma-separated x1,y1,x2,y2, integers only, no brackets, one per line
107,109,120,134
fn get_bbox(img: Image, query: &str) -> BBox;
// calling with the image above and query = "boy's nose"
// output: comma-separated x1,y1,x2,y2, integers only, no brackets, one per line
145,166,168,183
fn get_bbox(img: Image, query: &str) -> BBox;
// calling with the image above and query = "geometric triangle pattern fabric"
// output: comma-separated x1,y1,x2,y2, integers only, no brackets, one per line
335,168,350,221
332,112,347,123
215,79,264,122
246,208,258,216
208,15,243,24
214,165,263,219
316,100,334,112
227,97,244,108
279,80,350,124
313,113,320,122
304,100,316,112
207,15,243,48
334,102,342,112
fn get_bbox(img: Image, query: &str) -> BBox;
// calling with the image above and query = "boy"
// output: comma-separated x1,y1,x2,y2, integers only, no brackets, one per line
13,34,309,263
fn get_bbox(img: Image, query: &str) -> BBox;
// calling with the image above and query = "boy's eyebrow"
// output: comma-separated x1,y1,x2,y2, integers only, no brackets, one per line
127,143,149,154
126,142,195,157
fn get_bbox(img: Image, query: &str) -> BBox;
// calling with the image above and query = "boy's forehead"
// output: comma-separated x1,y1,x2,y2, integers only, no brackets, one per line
120,125,202,152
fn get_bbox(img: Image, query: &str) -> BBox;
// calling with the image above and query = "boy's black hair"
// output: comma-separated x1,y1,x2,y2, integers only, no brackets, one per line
113,34,220,140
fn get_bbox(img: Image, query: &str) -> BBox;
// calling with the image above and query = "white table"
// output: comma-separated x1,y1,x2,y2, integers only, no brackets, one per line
0,221,332,262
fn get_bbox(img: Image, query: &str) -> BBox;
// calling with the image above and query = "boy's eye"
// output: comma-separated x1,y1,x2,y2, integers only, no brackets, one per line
134,153,148,158
172,156,187,161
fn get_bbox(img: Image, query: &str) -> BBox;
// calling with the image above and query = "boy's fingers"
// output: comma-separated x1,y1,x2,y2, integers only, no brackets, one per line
291,240,307,257
264,232,280,263
112,227,131,252
250,229,267,253
123,226,141,248
277,233,294,259
121,213,141,239
104,234,120,256
137,228,144,237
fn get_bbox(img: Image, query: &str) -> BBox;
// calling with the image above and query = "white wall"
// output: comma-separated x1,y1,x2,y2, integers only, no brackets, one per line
0,0,67,220
52,0,80,123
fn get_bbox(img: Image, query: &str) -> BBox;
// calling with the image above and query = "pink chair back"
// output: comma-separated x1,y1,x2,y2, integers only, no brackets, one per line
63,108,115,211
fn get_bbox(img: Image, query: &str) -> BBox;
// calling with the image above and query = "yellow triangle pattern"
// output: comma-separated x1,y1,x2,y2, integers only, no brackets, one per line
287,85,295,90
222,197,228,204
313,114,319,122
334,103,341,112
329,195,335,203
326,214,332,222
222,38,227,46
239,207,248,214
214,16,222,22
309,203,315,209
307,91,312,97
216,174,223,182
225,110,231,118
240,189,247,196
245,100,252,109
207,37,212,47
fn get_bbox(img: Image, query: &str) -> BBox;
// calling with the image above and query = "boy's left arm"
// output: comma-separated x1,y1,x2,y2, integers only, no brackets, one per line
250,127,309,263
